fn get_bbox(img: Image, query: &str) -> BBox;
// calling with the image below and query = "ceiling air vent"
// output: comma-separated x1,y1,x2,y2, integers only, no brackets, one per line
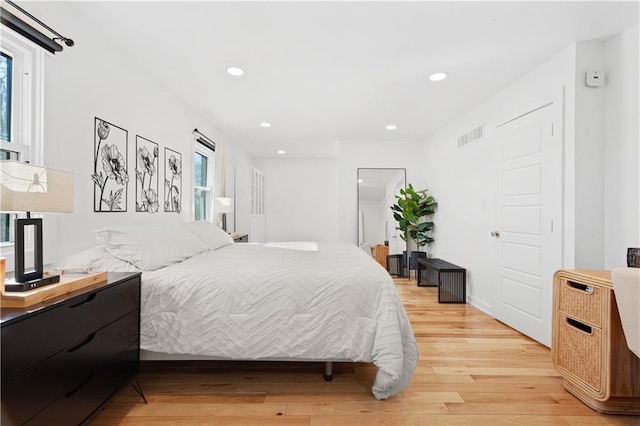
458,124,484,149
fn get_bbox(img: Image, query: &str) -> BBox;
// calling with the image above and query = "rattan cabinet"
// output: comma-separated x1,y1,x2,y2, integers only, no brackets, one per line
552,270,640,415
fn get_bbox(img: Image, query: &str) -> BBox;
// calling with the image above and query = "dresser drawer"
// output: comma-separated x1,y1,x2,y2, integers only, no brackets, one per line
556,313,604,395
558,279,603,327
24,342,139,426
1,275,140,381
1,311,139,425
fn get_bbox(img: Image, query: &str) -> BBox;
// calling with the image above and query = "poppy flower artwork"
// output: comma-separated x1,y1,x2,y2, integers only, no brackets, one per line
164,147,182,213
92,118,129,212
135,135,159,214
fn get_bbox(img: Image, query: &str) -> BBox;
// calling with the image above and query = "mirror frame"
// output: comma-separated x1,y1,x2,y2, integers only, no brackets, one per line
356,167,407,258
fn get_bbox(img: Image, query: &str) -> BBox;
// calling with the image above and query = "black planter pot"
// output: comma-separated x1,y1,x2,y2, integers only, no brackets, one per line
402,250,427,270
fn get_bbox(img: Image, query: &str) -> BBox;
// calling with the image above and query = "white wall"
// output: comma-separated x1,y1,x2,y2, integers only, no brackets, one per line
25,3,252,264
574,41,606,269
421,24,640,310
422,45,576,313
603,24,640,268
253,158,339,242
254,141,423,244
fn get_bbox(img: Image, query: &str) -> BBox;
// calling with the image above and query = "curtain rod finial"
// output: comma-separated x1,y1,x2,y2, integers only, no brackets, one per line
53,37,74,47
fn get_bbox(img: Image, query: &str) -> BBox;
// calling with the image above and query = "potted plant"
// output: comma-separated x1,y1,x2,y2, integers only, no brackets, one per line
390,184,437,275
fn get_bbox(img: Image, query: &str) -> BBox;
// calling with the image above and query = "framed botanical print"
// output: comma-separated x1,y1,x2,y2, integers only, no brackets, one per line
164,147,182,213
135,135,159,213
92,117,128,212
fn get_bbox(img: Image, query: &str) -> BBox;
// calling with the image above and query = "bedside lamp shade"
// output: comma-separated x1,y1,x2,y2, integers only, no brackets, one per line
215,197,234,213
0,160,74,285
215,197,233,232
1,161,74,213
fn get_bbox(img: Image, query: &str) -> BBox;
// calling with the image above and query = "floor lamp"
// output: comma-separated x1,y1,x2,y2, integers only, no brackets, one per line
0,161,74,291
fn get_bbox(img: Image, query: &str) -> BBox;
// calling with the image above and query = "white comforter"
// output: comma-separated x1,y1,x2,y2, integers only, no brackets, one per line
140,241,418,399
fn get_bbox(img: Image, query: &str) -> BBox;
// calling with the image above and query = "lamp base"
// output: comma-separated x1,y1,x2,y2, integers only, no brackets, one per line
4,272,61,292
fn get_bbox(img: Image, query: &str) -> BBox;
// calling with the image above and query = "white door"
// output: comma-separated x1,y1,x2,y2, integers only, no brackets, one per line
494,103,562,347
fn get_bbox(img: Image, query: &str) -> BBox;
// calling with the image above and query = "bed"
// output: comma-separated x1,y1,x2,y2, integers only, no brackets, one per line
61,221,418,400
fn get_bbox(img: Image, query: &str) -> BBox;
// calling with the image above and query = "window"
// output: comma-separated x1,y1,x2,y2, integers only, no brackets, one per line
194,141,215,221
1,52,13,242
1,52,12,142
0,25,44,246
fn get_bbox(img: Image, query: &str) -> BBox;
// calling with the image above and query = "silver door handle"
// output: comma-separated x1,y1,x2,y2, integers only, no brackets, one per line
491,231,501,238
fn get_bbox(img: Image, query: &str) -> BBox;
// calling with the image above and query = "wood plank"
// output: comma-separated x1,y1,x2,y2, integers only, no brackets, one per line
310,414,573,425
285,401,450,415
92,416,310,425
445,402,597,416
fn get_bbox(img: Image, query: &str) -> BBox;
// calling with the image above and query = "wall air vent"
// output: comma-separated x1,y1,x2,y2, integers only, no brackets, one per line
458,124,484,149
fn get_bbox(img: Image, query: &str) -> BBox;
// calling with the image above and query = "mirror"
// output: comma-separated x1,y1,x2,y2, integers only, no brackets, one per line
357,168,406,271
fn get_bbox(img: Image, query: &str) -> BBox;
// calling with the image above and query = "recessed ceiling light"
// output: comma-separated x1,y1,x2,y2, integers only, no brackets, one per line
386,124,397,130
429,72,447,81
357,179,363,183
277,150,286,155
227,67,244,76
260,122,271,127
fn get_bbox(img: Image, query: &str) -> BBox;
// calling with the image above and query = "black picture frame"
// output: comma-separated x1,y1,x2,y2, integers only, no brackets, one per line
135,135,160,213
92,117,129,212
164,147,182,213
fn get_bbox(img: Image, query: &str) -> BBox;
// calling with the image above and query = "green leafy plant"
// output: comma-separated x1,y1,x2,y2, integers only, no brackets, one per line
391,184,437,249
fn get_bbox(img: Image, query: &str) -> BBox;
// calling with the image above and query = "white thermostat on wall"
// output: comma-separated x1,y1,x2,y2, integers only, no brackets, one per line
585,70,605,87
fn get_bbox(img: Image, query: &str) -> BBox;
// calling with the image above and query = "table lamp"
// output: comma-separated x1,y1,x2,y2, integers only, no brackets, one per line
0,160,74,290
215,197,233,232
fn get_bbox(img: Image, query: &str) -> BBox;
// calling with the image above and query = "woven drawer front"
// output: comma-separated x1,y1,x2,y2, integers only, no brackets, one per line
559,279,602,327
557,313,603,393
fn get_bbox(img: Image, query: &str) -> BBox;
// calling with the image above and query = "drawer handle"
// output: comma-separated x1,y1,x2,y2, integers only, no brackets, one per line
69,292,97,308
567,281,594,294
566,317,593,335
67,332,96,353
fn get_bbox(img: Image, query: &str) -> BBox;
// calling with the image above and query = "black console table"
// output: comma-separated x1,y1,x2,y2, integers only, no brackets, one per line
417,258,466,303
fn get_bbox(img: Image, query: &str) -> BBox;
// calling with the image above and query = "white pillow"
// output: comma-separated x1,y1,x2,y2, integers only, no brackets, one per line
95,225,209,271
59,246,141,273
180,220,234,250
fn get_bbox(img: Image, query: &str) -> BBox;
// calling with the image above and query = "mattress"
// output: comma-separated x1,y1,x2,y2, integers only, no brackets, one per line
139,241,418,399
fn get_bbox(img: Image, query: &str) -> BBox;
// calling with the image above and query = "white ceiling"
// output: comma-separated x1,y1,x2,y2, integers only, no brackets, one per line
70,1,638,159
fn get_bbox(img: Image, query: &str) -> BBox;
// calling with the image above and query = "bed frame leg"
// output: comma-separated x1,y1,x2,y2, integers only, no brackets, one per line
324,361,333,382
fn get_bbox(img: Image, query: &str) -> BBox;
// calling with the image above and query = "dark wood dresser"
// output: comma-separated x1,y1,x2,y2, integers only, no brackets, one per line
1,272,142,425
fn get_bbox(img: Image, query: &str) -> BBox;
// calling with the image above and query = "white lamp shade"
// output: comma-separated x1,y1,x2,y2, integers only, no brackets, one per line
215,197,234,213
0,161,74,213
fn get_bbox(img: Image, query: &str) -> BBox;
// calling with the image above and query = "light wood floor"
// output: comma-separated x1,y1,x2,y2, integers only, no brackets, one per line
91,277,639,425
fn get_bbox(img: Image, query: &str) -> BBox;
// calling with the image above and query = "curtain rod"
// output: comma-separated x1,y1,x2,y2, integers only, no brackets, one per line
2,0,74,53
193,128,216,151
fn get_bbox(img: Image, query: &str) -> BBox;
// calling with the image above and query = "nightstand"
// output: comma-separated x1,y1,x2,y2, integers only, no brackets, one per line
552,270,640,414
1,272,143,425
372,245,389,269
229,232,249,243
